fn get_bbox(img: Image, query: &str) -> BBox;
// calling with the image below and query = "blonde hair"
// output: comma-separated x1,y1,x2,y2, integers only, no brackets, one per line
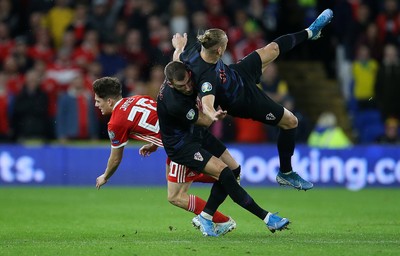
197,28,227,49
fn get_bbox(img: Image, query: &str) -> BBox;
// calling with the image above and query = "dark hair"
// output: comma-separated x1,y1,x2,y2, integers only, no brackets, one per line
197,28,227,49
164,61,187,83
92,77,122,99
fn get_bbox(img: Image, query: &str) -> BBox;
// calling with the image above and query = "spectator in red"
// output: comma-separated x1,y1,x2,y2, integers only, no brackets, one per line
72,29,100,71
0,21,14,64
226,9,247,53
0,72,13,141
375,0,400,45
42,45,81,137
46,47,81,93
3,55,24,96
27,27,55,64
83,61,103,92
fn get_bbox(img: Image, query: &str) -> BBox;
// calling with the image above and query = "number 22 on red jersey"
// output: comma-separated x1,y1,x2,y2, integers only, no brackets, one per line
108,96,163,148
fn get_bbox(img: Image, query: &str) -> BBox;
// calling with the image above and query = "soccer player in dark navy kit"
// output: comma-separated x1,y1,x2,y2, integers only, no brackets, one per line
171,9,334,191
157,61,290,236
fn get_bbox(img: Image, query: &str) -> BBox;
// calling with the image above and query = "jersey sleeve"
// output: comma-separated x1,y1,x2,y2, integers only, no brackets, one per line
198,69,219,98
108,122,129,148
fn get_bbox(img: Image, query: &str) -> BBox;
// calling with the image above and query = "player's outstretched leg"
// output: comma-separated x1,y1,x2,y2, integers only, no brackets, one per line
192,216,237,236
265,212,290,233
276,171,314,191
307,9,334,40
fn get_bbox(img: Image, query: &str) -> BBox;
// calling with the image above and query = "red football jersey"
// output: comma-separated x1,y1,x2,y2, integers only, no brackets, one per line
108,95,162,148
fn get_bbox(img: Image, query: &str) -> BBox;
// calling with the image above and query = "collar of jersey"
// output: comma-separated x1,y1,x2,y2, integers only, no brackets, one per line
113,98,124,111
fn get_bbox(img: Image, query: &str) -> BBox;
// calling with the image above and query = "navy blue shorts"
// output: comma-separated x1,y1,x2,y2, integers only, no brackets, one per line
229,52,284,126
168,129,226,173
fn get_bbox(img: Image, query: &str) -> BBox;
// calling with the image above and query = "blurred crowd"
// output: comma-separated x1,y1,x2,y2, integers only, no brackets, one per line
0,0,399,145
334,0,400,144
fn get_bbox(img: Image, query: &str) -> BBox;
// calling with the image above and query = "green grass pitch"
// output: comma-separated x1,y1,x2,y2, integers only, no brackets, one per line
1,186,399,256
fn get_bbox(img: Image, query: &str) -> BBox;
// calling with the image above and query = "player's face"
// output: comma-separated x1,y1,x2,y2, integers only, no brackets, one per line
94,94,112,115
172,71,194,96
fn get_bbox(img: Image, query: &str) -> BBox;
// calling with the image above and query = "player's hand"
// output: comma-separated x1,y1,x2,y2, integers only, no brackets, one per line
214,109,227,121
96,174,107,190
172,33,187,50
139,143,158,157
196,96,203,111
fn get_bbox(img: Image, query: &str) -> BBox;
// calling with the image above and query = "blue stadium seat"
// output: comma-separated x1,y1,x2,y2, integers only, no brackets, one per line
353,109,384,143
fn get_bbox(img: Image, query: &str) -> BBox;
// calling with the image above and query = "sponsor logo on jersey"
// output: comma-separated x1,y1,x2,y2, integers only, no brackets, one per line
201,82,212,93
266,113,276,121
108,130,115,139
194,152,203,161
186,109,195,120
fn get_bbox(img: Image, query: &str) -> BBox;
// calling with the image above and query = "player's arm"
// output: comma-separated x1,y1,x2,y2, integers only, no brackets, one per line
172,33,187,61
139,143,158,157
201,95,227,122
96,146,124,189
195,106,226,127
195,109,214,127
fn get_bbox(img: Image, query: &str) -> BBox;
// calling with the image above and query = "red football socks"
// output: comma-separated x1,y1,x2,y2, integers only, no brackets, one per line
188,194,229,223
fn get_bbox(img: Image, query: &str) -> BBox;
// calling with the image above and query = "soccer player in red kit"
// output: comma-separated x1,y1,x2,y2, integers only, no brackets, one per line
93,76,236,235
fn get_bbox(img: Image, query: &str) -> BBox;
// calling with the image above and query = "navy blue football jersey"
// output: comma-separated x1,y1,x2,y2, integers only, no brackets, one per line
180,42,244,110
157,81,205,155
